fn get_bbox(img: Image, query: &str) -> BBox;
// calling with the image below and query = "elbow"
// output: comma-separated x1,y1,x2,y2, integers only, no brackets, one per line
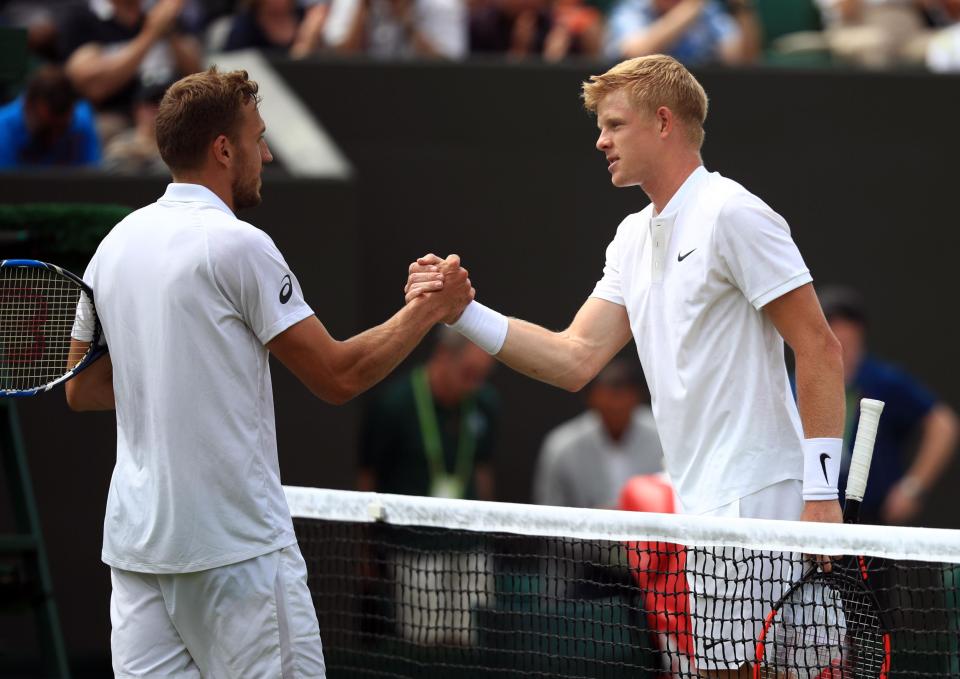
65,384,87,411
562,373,591,393
314,375,361,406
560,362,596,393
799,326,843,374
825,331,844,374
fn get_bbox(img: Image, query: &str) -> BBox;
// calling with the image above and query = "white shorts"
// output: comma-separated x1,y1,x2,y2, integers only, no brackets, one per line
686,479,805,672
111,544,325,678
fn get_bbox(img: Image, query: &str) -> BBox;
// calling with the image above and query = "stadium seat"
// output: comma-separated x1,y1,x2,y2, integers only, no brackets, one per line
754,0,833,66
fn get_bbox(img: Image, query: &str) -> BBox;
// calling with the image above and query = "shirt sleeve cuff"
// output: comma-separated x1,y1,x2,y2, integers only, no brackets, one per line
589,290,626,307
259,304,315,345
751,271,813,310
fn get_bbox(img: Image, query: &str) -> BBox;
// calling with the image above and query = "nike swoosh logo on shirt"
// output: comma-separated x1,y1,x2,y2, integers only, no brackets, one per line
678,249,696,262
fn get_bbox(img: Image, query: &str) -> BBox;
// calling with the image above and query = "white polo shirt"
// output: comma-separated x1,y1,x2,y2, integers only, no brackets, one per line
591,167,811,515
74,183,314,573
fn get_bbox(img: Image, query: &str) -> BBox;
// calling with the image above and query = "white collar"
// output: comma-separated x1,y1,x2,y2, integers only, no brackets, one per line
159,183,234,217
654,165,708,219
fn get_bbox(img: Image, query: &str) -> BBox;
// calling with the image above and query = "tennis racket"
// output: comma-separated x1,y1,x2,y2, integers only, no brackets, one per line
754,398,891,679
1,259,106,397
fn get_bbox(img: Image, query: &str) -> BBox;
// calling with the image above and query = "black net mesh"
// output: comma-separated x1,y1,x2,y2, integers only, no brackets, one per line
294,517,960,679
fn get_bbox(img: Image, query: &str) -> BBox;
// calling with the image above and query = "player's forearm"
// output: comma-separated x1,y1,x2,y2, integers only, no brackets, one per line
496,319,598,392
903,405,960,492
331,298,442,403
65,354,115,411
794,334,845,439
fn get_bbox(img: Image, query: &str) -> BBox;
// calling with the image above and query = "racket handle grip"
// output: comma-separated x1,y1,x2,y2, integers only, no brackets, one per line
845,398,885,504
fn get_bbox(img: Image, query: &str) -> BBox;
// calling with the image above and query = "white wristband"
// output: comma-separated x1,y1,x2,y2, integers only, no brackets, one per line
802,437,843,501
446,300,509,355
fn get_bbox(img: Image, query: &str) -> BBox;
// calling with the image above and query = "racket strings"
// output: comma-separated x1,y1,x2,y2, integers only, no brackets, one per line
1,266,87,391
762,577,886,678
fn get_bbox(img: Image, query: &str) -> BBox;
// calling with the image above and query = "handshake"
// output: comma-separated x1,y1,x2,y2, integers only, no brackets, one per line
404,253,475,325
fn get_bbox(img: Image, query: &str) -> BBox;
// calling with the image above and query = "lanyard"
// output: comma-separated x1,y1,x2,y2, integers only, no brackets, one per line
411,366,477,497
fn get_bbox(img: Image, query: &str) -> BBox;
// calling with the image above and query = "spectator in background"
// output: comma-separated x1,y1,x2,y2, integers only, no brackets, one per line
533,358,663,509
604,0,754,65
820,286,959,525
924,0,960,71
102,81,168,174
814,0,933,68
223,0,328,58
324,0,467,58
358,327,498,500
470,0,603,60
0,65,101,168
61,0,202,142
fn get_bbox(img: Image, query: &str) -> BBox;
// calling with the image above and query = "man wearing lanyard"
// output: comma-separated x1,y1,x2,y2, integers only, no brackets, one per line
358,328,499,647
358,326,498,500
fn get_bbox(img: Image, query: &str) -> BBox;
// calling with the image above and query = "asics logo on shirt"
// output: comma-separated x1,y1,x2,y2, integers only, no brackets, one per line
279,274,292,304
677,249,697,262
819,453,831,483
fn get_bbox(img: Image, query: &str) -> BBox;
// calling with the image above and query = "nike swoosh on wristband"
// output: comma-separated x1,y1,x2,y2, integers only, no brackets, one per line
820,453,831,483
678,249,696,262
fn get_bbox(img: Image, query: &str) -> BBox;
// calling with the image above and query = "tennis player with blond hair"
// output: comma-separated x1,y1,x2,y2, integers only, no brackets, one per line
409,55,845,677
66,67,474,677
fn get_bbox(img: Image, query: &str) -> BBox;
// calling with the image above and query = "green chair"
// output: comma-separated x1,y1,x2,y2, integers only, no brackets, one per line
753,0,833,66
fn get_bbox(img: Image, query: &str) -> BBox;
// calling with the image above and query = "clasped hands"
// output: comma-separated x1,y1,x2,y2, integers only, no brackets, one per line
405,253,474,324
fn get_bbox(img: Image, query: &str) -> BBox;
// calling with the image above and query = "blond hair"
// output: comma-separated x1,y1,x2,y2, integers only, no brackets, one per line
156,67,261,172
582,55,708,148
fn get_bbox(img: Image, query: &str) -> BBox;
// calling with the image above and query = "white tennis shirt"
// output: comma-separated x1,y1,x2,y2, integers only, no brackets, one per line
74,183,314,573
591,167,811,515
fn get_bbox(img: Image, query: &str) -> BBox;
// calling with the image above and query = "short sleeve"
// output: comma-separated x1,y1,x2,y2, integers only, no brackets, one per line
210,226,314,344
715,193,812,309
72,258,103,344
590,234,626,307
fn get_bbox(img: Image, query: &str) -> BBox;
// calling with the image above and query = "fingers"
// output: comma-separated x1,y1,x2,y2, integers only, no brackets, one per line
804,552,837,573
416,253,444,267
404,271,443,294
404,281,442,303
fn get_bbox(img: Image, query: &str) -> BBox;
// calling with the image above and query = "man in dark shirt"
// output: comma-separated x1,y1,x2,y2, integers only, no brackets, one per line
821,286,959,525
61,0,201,135
359,327,498,500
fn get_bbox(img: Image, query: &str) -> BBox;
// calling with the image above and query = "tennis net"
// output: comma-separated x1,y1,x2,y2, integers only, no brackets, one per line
286,486,960,678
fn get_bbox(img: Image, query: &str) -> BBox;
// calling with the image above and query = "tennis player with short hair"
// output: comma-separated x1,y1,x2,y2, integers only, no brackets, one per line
409,55,845,677
66,67,474,677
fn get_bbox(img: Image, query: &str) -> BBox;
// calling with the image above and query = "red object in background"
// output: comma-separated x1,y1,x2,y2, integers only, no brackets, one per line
619,474,694,678
1,287,47,363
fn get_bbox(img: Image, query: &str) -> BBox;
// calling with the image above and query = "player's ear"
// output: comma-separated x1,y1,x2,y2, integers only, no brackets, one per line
212,134,232,168
655,106,673,138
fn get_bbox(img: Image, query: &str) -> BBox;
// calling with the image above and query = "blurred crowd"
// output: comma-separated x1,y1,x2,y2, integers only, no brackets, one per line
1,0,959,170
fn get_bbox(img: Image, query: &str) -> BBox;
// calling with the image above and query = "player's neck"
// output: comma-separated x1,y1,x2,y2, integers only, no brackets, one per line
646,156,702,215
171,172,235,213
